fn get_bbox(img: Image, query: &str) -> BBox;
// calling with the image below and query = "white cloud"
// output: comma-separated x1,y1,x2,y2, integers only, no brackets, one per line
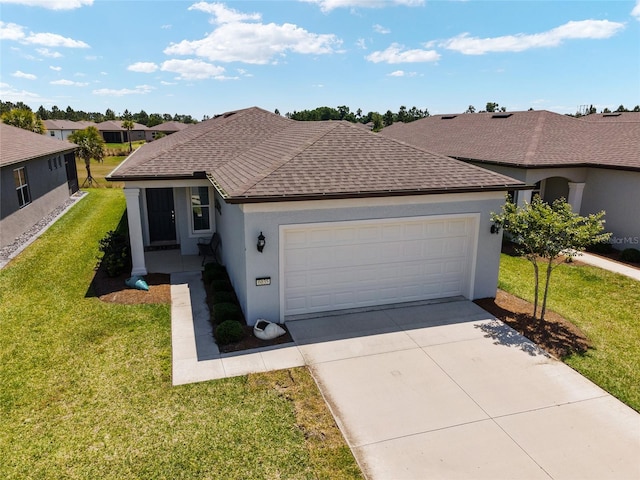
302,0,423,13
387,70,418,77
92,85,154,96
24,32,89,48
0,0,93,9
12,70,37,80
37,47,63,58
0,21,25,40
50,79,89,86
49,65,62,71
128,61,159,73
160,80,177,85
366,43,440,63
189,2,261,24
441,19,625,55
0,82,41,101
161,24,172,29
632,1,640,20
373,24,390,34
165,21,341,64
160,59,226,80
356,38,366,49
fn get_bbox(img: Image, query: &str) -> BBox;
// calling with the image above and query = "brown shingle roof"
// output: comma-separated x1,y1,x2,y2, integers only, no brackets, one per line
380,110,640,171
109,107,524,202
151,121,190,132
96,120,148,131
0,123,77,167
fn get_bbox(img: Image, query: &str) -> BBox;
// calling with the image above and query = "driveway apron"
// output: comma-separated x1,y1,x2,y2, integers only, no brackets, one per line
286,300,640,480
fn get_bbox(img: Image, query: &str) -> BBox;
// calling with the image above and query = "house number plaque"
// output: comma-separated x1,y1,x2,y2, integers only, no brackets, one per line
256,277,271,286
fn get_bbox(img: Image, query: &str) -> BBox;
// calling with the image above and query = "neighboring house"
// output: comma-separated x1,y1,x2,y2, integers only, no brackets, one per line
108,107,525,325
43,120,95,140
96,120,152,143
149,121,190,139
381,110,640,249
0,123,79,248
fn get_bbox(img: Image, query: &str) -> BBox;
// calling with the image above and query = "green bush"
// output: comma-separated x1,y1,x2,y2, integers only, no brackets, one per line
620,248,640,263
213,291,237,305
587,241,614,254
215,320,245,345
98,230,130,277
213,302,243,322
210,278,233,292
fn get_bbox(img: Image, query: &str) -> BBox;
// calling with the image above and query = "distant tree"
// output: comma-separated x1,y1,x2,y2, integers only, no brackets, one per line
616,105,627,112
274,108,280,116
133,109,149,126
371,112,384,132
163,113,172,122
121,119,134,152
465,105,476,114
37,105,49,120
383,110,394,127
65,106,78,121
147,113,164,127
104,108,116,120
51,105,63,119
1,108,46,134
633,105,640,112
602,107,611,113
397,105,408,123
491,196,610,321
356,108,362,119
69,126,105,187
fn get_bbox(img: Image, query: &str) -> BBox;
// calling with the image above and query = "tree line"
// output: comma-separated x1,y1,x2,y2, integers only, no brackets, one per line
0,101,199,126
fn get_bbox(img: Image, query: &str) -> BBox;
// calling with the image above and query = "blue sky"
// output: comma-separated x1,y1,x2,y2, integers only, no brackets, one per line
1,0,639,119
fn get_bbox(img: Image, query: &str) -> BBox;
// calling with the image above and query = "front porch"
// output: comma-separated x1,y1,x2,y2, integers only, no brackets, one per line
145,249,204,274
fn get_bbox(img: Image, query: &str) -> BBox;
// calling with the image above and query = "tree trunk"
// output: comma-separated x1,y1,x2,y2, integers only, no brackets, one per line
85,159,92,180
540,258,554,321
531,258,539,319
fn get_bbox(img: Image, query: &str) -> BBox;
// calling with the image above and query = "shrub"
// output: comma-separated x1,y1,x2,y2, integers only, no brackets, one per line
213,291,237,305
98,230,130,277
210,278,233,292
215,320,245,345
620,248,640,263
587,241,614,254
213,302,243,322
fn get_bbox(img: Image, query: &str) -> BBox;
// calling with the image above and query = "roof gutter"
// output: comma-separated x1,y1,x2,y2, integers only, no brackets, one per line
455,157,640,173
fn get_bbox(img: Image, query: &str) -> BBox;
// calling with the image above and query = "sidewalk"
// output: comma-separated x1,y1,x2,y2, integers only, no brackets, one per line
575,251,640,281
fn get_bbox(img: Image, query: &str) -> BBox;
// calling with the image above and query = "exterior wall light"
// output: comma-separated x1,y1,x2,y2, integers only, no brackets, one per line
257,232,266,252
490,223,501,235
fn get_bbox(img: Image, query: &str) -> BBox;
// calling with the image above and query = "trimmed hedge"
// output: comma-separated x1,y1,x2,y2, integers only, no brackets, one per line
215,320,245,345
213,302,243,322
213,291,237,305
621,248,640,263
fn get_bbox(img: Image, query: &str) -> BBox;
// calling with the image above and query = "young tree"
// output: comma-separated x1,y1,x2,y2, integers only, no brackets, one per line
1,108,46,134
121,119,134,152
491,196,610,321
69,126,105,187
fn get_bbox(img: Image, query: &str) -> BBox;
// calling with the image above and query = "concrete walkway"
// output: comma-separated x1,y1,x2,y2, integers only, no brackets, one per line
169,273,640,479
576,251,640,281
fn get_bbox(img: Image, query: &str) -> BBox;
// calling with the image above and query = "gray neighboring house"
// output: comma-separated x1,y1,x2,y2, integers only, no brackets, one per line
381,110,640,249
149,121,190,139
0,123,79,248
108,107,525,325
43,120,96,141
96,120,152,143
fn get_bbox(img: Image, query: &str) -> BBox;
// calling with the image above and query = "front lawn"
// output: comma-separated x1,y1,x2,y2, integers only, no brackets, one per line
498,253,640,411
0,189,361,479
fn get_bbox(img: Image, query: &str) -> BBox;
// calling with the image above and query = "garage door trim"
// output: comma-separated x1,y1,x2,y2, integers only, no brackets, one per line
279,213,480,321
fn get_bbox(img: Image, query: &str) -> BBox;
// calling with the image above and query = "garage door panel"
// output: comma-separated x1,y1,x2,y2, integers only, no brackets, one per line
283,216,475,316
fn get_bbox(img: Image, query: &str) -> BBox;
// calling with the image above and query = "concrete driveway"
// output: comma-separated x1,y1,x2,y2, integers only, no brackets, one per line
286,300,640,480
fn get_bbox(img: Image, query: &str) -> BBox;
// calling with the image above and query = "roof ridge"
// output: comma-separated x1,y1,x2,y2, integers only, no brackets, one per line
523,111,547,164
220,121,338,196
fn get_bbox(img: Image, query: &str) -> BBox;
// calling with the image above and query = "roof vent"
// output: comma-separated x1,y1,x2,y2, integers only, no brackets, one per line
602,113,621,117
223,111,237,118
441,115,457,119
491,113,512,118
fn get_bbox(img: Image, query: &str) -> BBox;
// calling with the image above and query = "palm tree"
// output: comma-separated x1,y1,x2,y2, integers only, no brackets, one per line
2,108,46,134
121,119,134,152
69,126,105,187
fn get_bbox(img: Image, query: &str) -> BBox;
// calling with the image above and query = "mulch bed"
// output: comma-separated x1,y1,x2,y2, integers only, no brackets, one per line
90,264,171,304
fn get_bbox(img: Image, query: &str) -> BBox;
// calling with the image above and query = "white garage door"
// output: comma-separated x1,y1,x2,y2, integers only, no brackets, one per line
281,215,477,317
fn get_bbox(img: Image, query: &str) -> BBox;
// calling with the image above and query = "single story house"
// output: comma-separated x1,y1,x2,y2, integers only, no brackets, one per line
381,110,640,249
0,123,79,248
43,120,96,141
96,120,152,143
149,121,190,139
108,107,525,325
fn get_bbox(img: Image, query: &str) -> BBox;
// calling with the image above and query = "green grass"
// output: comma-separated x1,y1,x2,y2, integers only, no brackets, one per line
76,156,126,188
0,189,361,480
498,253,640,411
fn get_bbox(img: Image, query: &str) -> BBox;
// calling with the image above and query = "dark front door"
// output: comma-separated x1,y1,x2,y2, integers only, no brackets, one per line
146,188,176,244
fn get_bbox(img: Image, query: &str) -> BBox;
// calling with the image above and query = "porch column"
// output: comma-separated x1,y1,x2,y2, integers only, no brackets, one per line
517,189,533,207
124,188,147,276
567,182,586,213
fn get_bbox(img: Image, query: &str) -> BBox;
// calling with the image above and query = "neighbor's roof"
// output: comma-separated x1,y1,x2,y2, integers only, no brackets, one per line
43,119,96,130
0,123,77,167
108,107,524,203
151,121,190,132
579,112,640,123
95,120,148,131
380,110,640,171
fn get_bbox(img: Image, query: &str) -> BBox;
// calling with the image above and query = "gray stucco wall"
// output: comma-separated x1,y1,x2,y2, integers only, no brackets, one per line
1,155,71,247
233,193,505,325
581,168,640,249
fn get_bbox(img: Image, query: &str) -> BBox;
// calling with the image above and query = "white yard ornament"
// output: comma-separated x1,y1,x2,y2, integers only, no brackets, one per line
253,319,286,340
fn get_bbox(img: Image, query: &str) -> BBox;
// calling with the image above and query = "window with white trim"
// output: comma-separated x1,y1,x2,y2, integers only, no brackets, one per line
14,167,31,208
190,186,211,232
